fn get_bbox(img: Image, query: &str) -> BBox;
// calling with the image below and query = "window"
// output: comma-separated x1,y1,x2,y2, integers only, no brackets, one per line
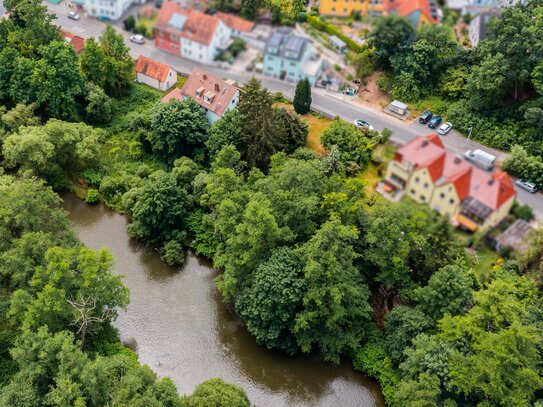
343,7,347,11
440,192,445,199
290,62,296,67
415,177,420,183
420,195,426,201
449,199,455,205
423,182,429,189
410,189,416,195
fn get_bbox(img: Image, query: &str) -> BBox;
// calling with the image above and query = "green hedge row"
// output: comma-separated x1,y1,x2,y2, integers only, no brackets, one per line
307,15,363,53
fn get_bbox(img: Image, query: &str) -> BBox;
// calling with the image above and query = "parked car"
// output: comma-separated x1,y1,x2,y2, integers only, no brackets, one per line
354,119,375,131
419,111,433,124
515,179,538,194
67,11,80,20
428,116,442,129
437,122,453,135
130,34,145,44
464,149,496,171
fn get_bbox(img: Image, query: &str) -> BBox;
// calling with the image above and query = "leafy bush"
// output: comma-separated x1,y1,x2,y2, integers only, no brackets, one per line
306,15,363,53
376,75,393,94
511,200,534,221
161,239,185,266
81,169,104,188
296,12,307,22
85,188,99,204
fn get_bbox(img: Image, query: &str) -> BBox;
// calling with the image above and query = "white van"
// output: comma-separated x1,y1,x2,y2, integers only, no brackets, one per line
464,149,496,171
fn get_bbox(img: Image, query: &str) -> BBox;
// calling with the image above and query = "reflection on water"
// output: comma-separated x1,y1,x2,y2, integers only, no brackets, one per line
61,193,384,407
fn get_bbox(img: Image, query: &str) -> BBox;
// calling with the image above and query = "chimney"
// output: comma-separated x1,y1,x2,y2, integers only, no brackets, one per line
421,140,429,147
487,178,495,186
203,74,207,80
214,83,220,92
454,156,461,164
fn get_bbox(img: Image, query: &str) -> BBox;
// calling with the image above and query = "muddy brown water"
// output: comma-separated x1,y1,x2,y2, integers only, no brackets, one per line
61,193,385,407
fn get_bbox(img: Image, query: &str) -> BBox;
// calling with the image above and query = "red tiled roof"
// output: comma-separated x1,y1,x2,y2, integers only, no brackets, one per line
385,0,438,23
135,55,172,82
395,135,445,173
161,68,239,116
215,12,254,33
440,153,472,200
155,2,221,46
59,29,85,53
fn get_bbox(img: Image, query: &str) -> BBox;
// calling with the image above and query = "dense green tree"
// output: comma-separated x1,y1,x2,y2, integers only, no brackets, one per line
274,108,308,153
239,78,284,169
3,119,101,188
184,378,250,407
440,66,469,99
414,264,474,321
240,0,262,20
466,53,509,111
205,109,242,160
520,227,543,283
85,82,114,124
126,171,189,247
235,247,306,354
384,306,433,365
293,78,312,115
370,15,415,70
9,246,129,346
0,103,39,136
396,372,441,407
293,218,372,363
150,99,209,164
321,118,372,165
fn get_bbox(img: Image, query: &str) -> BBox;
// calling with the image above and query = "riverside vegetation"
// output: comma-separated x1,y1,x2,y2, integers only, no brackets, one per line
1,0,543,406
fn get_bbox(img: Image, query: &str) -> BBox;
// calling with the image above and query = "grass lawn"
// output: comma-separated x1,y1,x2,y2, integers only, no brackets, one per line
274,102,331,156
137,14,158,38
174,75,187,90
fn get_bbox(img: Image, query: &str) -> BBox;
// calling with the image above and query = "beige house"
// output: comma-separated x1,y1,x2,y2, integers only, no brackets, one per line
135,56,177,92
381,135,516,233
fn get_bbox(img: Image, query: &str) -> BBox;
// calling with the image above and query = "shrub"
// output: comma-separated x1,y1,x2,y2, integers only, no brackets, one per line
123,15,136,31
511,201,534,222
86,188,100,204
81,169,104,188
161,239,185,266
306,15,363,53
376,75,393,94
296,11,307,22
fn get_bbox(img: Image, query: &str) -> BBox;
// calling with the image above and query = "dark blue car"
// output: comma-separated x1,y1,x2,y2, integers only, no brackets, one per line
428,116,442,129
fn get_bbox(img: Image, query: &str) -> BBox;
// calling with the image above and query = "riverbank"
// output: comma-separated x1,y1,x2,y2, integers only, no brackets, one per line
61,192,385,407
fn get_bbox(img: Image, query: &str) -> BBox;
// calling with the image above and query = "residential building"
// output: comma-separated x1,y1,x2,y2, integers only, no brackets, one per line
318,0,440,25
135,55,177,91
60,29,86,53
161,68,240,124
381,135,516,233
154,1,232,64
263,28,323,86
447,0,529,13
469,10,499,45
215,12,255,38
84,0,145,21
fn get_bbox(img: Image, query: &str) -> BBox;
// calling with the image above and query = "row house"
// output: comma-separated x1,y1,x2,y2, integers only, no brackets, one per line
381,135,516,233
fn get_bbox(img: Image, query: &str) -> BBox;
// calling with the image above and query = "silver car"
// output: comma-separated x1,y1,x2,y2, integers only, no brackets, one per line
130,34,145,44
515,179,537,194
353,119,375,131
68,11,80,20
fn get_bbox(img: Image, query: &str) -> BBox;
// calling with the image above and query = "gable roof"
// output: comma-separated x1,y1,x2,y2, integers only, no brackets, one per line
215,12,254,33
395,135,445,176
161,68,239,116
135,55,172,82
155,2,223,46
265,28,309,61
59,29,85,53
385,0,439,24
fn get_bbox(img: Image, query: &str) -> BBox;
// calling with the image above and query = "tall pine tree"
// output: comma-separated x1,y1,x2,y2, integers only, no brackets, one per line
239,78,284,170
293,78,312,115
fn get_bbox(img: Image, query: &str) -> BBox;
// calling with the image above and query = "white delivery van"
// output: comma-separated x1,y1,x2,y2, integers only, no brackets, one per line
464,149,496,171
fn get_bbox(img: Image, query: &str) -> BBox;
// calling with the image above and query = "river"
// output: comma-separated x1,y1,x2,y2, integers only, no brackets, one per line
61,193,384,407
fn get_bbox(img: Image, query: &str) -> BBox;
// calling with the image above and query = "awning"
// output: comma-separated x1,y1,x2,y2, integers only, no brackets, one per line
456,214,479,232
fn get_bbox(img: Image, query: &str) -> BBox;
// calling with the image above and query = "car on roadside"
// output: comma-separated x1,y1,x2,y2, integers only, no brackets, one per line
130,34,145,44
419,111,433,124
515,179,538,194
437,122,453,135
428,115,442,129
354,119,375,131
68,11,80,20
464,149,496,171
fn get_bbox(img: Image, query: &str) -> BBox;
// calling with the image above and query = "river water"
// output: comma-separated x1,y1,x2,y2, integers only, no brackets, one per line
61,193,384,407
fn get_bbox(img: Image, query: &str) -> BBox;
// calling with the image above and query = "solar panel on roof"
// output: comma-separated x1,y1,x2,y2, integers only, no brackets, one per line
169,13,187,30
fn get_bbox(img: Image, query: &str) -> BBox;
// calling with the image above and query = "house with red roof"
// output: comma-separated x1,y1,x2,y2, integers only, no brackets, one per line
161,68,240,124
382,135,515,233
60,29,86,54
135,56,177,91
154,1,232,64
215,12,255,38
384,0,440,28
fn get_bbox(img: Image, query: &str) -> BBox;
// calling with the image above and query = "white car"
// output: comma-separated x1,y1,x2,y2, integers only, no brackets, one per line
437,122,453,135
353,119,375,131
130,34,145,44
67,11,80,20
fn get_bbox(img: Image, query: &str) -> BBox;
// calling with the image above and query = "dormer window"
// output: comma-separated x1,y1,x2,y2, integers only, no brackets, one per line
204,90,216,103
195,86,204,98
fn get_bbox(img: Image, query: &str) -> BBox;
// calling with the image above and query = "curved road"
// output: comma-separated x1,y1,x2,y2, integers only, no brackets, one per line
48,3,543,219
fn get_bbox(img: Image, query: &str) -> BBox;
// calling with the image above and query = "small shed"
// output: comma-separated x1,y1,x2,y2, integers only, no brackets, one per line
389,100,408,116
494,219,534,254
329,35,347,52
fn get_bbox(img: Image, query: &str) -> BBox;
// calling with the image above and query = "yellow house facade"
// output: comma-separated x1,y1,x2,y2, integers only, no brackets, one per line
405,167,434,205
318,0,385,17
429,183,461,218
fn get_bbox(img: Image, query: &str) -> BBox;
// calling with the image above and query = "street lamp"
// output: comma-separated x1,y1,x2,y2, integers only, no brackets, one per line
464,126,473,149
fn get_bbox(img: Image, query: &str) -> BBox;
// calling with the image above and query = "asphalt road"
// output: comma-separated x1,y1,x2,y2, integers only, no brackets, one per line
49,4,543,219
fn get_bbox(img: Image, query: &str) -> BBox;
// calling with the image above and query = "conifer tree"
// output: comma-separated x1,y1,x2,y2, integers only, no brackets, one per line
293,78,312,115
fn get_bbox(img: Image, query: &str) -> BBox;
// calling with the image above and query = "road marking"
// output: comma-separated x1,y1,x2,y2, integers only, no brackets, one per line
71,26,85,34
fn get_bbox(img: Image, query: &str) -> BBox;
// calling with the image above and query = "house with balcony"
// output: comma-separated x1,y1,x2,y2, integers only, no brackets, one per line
161,68,240,124
154,1,232,64
263,28,323,86
379,135,516,233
